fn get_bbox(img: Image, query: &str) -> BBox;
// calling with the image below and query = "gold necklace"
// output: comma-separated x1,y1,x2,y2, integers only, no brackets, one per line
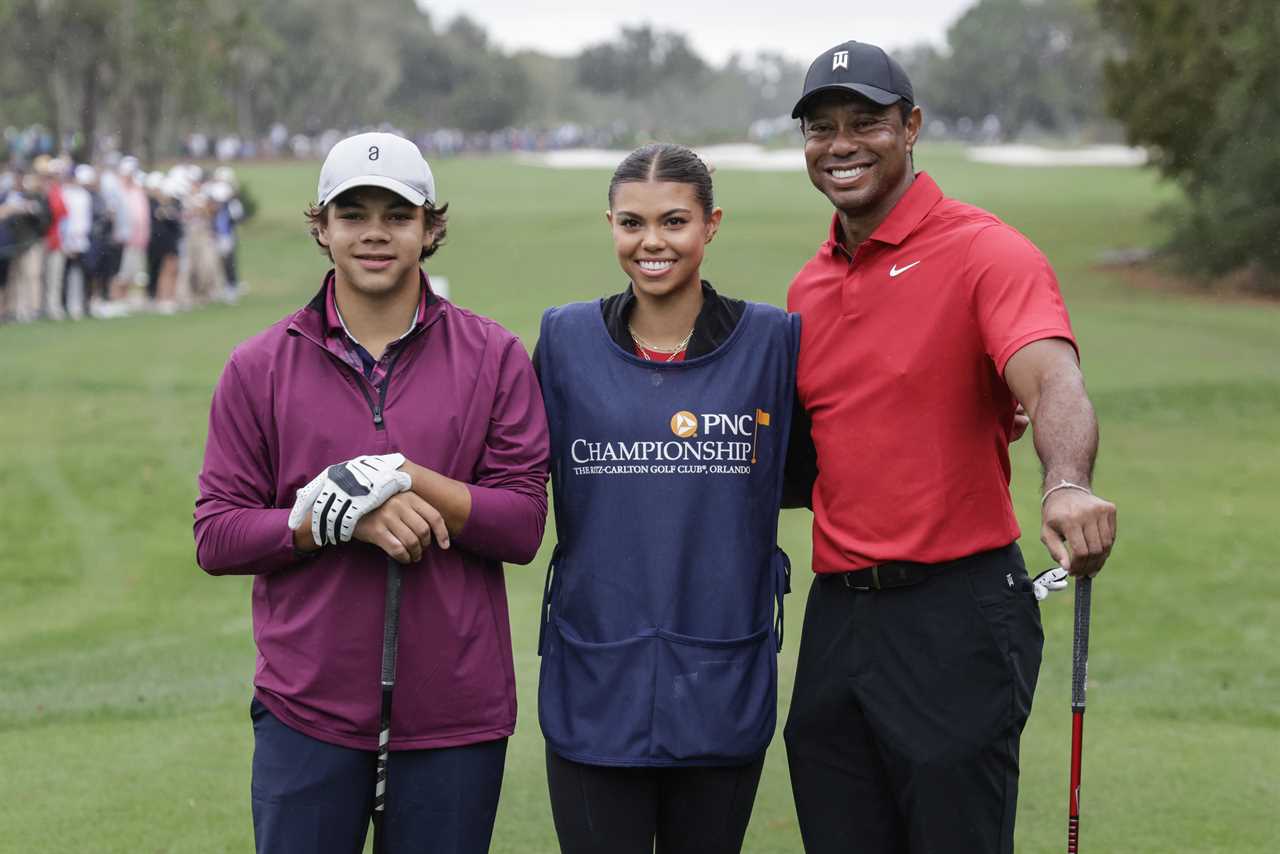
629,324,695,362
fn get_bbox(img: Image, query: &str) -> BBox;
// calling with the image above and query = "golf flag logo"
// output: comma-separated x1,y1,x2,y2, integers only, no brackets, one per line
751,409,771,464
670,411,698,438
832,50,849,71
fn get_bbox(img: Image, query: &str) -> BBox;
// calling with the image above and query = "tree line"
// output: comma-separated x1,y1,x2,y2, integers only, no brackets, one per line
3,0,1275,290
0,0,805,159
1,0,1122,157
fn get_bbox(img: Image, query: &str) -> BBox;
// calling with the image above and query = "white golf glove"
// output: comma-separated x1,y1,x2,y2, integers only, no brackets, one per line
1032,566,1070,601
287,453,412,546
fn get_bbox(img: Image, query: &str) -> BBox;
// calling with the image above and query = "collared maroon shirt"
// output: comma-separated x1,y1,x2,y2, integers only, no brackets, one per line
788,172,1076,572
322,269,432,385
194,272,550,751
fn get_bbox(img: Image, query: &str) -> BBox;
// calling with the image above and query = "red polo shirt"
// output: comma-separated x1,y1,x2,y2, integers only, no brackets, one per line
787,172,1075,572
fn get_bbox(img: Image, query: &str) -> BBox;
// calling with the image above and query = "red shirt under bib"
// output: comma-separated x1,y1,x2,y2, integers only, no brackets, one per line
634,345,687,362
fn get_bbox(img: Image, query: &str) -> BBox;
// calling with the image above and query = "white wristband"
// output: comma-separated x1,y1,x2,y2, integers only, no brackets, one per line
1041,480,1092,507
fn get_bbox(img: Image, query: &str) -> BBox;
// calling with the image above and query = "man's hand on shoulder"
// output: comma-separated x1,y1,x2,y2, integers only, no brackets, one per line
1011,402,1029,443
1040,481,1116,578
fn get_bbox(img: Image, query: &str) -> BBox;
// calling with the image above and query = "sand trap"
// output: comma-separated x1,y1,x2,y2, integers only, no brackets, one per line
966,144,1147,167
522,143,1149,171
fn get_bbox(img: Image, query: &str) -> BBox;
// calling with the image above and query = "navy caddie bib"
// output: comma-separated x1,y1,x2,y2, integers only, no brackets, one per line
536,297,800,766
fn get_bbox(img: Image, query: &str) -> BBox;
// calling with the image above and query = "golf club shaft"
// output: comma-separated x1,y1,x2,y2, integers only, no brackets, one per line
373,558,404,854
1068,711,1084,852
1067,576,1093,853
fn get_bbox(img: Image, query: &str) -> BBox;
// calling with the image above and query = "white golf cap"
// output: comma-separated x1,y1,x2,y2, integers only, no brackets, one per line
317,132,435,207
161,176,187,198
207,180,233,203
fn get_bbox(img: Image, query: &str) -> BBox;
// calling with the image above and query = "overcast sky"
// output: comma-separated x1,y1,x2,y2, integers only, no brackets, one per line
417,1,976,64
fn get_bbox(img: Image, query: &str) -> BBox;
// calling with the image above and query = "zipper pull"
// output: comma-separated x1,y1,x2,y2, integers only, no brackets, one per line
372,405,383,427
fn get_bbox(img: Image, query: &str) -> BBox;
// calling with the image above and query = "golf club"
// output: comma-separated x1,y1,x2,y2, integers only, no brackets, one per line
372,556,403,854
1067,576,1093,853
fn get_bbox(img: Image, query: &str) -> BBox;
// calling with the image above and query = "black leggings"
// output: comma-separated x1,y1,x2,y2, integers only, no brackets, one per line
546,747,764,854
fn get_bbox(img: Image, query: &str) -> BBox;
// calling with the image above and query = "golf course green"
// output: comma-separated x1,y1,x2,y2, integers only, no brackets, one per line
1,145,1276,852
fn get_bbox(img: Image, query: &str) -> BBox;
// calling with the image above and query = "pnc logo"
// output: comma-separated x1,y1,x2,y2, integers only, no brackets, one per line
670,411,698,438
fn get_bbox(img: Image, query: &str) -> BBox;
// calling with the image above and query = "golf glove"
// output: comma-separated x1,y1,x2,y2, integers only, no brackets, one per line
1032,566,1070,601
287,453,412,546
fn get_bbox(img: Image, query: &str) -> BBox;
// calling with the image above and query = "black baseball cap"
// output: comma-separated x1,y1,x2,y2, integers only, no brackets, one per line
791,40,915,119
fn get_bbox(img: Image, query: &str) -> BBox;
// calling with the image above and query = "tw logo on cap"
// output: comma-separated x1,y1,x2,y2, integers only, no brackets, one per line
832,50,849,71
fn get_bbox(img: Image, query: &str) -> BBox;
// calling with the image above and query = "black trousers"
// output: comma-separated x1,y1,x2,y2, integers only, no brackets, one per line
546,746,764,854
784,544,1043,854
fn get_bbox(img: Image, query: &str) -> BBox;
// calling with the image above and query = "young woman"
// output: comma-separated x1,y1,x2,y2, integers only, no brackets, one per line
534,144,799,854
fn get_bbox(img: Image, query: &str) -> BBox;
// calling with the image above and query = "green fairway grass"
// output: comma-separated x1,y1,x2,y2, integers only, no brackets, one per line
1,145,1277,853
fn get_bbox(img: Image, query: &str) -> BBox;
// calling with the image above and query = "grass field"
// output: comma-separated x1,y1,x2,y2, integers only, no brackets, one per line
1,144,1277,853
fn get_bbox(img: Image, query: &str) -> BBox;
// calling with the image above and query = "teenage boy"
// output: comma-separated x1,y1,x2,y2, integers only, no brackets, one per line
781,42,1117,852
194,132,550,854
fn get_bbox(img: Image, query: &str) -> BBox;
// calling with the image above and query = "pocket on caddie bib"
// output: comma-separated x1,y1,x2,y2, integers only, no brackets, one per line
538,619,656,761
651,625,776,762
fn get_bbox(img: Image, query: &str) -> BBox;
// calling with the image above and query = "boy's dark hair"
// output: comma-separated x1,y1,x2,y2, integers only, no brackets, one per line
304,190,449,261
608,143,715,218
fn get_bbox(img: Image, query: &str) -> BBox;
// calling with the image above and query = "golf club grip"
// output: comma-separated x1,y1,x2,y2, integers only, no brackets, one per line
1071,576,1093,710
381,560,403,686
1068,815,1079,853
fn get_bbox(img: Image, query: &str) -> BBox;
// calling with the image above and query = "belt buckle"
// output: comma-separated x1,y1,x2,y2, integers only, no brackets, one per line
843,565,880,591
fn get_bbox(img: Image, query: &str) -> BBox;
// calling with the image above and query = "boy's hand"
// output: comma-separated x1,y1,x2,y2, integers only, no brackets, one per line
354,493,450,563
287,453,411,546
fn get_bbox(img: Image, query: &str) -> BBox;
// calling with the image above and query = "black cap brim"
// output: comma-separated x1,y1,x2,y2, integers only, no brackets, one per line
791,83,904,119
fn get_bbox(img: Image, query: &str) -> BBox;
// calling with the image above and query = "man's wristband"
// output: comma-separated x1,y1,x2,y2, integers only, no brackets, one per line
1041,480,1092,507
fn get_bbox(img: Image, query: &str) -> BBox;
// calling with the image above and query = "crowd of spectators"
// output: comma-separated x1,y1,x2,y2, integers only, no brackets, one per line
0,118,639,327
0,154,245,324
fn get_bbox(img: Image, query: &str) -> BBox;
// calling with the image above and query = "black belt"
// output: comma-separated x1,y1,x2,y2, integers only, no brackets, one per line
832,561,933,591
827,545,1017,592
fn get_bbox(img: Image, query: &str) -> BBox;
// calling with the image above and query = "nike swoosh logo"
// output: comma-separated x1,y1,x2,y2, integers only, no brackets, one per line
889,261,921,277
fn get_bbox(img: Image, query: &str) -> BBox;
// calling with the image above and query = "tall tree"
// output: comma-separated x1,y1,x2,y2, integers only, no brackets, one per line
1100,0,1280,287
0,0,254,158
933,0,1110,138
397,14,530,132
575,25,708,98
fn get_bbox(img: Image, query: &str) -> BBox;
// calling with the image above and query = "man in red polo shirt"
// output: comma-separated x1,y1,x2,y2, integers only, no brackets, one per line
781,41,1117,852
